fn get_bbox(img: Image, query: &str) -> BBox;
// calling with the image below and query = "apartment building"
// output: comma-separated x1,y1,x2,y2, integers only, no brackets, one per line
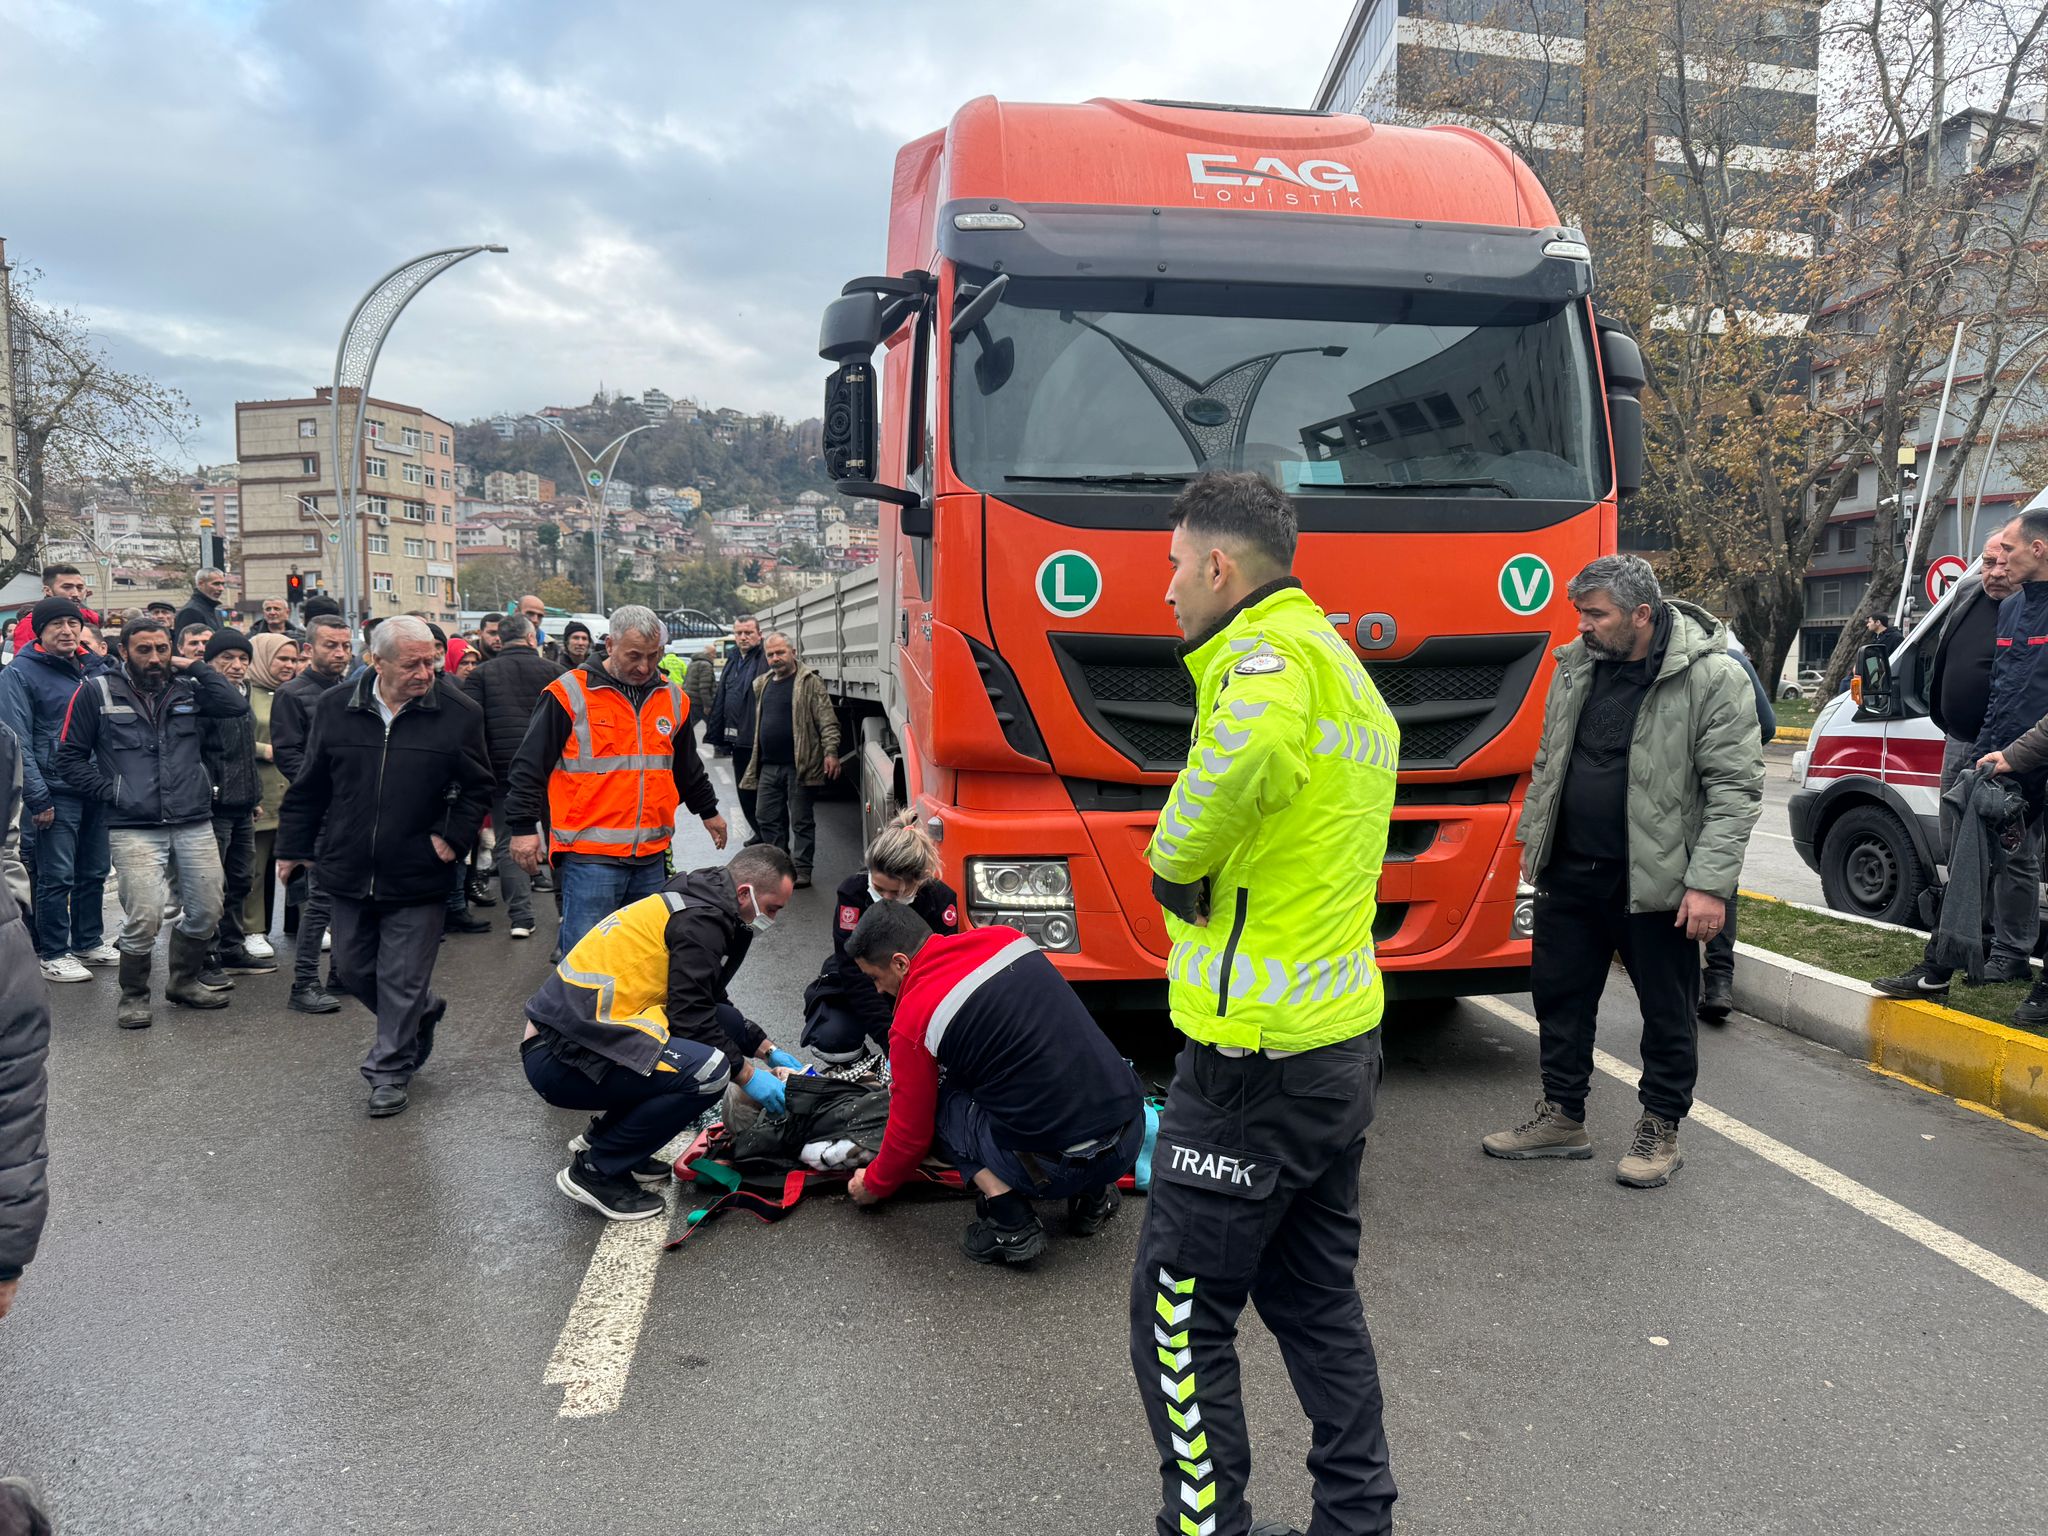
236,390,460,621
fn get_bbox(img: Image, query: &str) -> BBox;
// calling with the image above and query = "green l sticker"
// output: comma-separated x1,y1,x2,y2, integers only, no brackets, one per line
1037,550,1103,618
1499,554,1553,616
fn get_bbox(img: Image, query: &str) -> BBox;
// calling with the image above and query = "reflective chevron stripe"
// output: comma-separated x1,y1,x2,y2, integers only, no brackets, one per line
1153,1268,1214,1531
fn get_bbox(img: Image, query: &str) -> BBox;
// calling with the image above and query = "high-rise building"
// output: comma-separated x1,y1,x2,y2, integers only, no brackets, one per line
483,468,553,504
236,390,459,621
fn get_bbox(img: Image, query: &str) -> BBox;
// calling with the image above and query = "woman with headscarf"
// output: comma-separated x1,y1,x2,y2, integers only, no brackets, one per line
243,631,300,960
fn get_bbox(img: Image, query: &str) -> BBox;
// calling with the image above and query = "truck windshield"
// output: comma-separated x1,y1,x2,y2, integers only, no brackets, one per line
950,277,1601,503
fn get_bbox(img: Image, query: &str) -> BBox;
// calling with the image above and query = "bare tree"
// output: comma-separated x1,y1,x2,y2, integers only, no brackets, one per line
4,272,196,587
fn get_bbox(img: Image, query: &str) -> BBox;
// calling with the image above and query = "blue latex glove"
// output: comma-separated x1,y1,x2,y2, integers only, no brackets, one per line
741,1066,787,1115
766,1048,804,1073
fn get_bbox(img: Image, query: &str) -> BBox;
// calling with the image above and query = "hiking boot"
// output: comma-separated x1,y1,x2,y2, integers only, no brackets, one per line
289,984,342,1015
116,949,153,1029
166,933,230,1009
557,1156,664,1221
567,1131,672,1187
1067,1184,1121,1237
1616,1113,1683,1188
961,1193,1046,1266
1482,1100,1592,1159
366,1084,409,1118
465,876,497,908
1965,954,2033,986
2014,980,2048,1030
216,943,277,975
1698,971,1733,1024
1871,962,1951,999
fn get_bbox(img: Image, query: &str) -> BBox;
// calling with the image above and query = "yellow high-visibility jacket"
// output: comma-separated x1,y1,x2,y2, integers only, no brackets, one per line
1147,581,1399,1050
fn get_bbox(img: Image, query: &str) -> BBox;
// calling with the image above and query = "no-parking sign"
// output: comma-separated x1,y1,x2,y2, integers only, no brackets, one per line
1926,555,1968,603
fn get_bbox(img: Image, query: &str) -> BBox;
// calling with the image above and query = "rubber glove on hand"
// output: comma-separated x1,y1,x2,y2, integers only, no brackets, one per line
741,1067,787,1115
766,1048,804,1073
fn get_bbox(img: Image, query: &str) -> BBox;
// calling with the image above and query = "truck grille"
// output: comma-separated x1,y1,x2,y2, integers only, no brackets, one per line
1049,632,1547,773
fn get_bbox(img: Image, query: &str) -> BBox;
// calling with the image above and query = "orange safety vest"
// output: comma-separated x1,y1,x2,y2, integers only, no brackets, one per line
544,670,689,859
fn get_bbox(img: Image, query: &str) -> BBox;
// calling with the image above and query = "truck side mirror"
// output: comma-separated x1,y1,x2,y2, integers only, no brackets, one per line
1596,318,1646,501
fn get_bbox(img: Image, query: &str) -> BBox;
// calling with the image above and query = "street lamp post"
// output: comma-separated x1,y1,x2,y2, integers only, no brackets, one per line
528,416,653,617
330,244,507,636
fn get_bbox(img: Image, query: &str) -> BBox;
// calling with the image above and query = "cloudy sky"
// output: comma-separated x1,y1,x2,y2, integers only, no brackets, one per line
4,0,1347,465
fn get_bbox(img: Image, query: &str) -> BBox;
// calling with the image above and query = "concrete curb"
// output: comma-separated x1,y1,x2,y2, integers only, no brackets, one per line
1731,941,2048,1134
1773,725,1811,744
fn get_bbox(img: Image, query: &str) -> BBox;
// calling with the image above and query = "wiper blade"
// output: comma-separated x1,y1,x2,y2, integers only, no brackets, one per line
1301,477,1520,497
1002,472,1196,487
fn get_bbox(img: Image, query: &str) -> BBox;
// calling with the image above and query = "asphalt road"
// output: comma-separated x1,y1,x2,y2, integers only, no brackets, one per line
1738,744,1825,908
5,753,2047,1534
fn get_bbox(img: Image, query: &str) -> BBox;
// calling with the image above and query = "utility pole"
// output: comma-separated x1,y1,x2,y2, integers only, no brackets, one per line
528,416,652,617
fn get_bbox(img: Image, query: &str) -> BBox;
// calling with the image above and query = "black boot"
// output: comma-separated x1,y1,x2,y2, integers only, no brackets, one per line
445,910,492,934
116,949,153,1029
165,933,230,1009
961,1191,1046,1266
2014,979,2048,1030
464,875,496,908
1698,970,1733,1024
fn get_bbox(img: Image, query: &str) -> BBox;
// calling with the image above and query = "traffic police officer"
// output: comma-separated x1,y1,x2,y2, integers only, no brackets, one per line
1132,471,1400,1536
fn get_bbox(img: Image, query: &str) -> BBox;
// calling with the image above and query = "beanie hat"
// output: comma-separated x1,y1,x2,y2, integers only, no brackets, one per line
204,628,253,662
563,620,591,643
30,597,85,631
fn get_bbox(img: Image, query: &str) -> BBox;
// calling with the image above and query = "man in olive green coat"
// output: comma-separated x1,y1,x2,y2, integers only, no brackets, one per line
1484,554,1763,1187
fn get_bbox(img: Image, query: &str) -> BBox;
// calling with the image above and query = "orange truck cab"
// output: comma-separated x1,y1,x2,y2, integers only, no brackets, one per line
792,95,1642,1004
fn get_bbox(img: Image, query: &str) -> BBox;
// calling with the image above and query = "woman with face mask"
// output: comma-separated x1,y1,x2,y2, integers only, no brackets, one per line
801,813,960,1072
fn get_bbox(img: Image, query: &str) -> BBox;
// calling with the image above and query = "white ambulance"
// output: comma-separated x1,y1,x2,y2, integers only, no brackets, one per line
1788,596,1957,927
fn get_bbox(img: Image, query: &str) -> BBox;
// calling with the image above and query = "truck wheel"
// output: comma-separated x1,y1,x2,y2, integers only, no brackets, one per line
1818,804,1926,926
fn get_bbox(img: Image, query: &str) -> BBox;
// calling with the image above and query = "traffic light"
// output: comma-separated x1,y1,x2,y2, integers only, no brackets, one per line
286,572,305,611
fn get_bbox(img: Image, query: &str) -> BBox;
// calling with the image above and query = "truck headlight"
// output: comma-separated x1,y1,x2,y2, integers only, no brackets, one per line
967,859,1078,952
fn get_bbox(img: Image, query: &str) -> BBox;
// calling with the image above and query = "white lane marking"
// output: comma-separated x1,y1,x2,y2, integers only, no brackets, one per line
1749,830,1798,843
543,1135,692,1418
1469,995,2048,1319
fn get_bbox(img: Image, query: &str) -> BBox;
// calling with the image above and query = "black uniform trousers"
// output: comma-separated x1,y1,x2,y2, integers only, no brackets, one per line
1531,852,1700,1124
1129,1031,1394,1536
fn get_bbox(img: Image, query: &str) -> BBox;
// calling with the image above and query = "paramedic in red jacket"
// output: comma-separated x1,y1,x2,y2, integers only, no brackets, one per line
845,903,1144,1265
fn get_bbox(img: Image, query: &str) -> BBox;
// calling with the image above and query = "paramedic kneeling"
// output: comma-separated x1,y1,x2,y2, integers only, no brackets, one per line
844,903,1144,1265
520,844,803,1222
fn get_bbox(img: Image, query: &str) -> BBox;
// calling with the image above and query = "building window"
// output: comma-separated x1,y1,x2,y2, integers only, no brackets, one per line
404,501,426,522
303,534,318,552
415,575,429,595
365,497,388,518
365,458,387,479
298,418,318,438
439,435,451,455
300,455,317,475
1839,521,1858,554
372,572,394,594
443,541,453,559
402,426,420,449
366,420,383,439
402,463,424,484
404,537,425,558
441,508,452,524
368,534,389,554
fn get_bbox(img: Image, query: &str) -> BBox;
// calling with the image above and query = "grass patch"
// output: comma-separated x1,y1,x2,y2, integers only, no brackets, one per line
1737,894,2041,1031
1773,698,1819,731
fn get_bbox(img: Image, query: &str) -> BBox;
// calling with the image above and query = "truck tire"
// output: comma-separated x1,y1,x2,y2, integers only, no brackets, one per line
1818,803,1927,926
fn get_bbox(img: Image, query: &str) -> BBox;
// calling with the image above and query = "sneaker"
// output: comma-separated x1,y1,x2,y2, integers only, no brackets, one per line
509,924,534,940
1616,1112,1683,1187
217,944,278,975
72,942,121,966
567,1130,672,1186
557,1156,664,1221
960,1194,1046,1265
1067,1184,1121,1237
1964,954,2032,986
40,954,91,983
2014,979,2048,1030
242,935,275,960
1482,1099,1593,1159
196,962,235,991
1871,962,1951,999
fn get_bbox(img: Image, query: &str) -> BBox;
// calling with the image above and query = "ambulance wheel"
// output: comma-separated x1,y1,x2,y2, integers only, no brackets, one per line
1819,804,1924,927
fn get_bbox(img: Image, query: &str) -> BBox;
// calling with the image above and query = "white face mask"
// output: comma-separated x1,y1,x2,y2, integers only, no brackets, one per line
739,884,776,934
867,881,886,905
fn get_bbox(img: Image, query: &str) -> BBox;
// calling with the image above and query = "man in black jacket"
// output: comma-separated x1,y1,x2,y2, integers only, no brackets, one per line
520,846,799,1220
0,722,50,1326
707,616,766,833
198,629,277,977
464,611,560,940
173,566,229,640
277,615,495,1119
271,613,353,1013
56,618,249,1027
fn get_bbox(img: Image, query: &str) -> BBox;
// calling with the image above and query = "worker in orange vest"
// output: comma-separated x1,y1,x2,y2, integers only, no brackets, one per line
504,606,728,959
